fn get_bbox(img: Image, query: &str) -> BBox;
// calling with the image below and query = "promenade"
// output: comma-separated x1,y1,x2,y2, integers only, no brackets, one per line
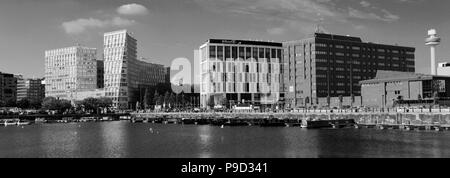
131,109,450,130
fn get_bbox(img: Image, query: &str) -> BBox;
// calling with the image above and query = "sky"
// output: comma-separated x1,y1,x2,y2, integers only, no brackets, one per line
1,0,450,78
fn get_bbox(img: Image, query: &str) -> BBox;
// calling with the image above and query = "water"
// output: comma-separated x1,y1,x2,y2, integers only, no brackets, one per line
1,121,450,158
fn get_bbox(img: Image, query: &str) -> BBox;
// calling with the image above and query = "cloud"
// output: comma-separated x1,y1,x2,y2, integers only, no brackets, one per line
193,0,402,34
348,7,399,22
267,27,286,35
62,17,135,35
360,1,371,8
117,3,149,16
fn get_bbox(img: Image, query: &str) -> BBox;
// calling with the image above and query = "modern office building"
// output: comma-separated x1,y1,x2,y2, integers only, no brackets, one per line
73,89,107,101
103,30,169,109
360,70,450,108
199,39,283,108
97,60,104,89
16,76,45,103
44,45,98,100
283,33,416,108
0,72,17,105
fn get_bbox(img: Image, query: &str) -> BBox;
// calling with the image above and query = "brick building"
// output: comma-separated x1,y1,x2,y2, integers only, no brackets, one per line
360,70,450,108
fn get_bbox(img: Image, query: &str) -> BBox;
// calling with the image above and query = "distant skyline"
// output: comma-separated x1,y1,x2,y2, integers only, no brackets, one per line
1,0,450,78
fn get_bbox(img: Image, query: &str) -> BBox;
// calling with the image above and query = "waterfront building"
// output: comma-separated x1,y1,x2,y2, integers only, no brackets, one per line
0,72,17,106
73,89,106,101
199,39,283,108
283,33,416,108
16,76,45,103
103,30,169,109
97,60,104,89
437,62,450,76
360,70,450,108
16,75,25,100
44,45,98,100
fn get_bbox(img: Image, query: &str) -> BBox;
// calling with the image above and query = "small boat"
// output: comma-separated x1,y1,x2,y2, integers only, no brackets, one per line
4,119,18,126
17,120,31,126
434,127,440,132
35,118,47,124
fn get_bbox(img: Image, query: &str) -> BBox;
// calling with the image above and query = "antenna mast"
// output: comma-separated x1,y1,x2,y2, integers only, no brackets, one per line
315,13,324,33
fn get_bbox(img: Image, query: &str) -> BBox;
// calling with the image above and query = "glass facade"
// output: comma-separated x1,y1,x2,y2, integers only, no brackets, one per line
200,39,283,108
44,46,97,100
104,30,169,109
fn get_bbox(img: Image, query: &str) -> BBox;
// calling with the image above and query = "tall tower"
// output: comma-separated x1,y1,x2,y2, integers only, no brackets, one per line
426,29,441,75
104,30,137,109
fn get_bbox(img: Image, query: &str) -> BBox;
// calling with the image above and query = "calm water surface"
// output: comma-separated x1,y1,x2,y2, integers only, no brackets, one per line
0,121,449,158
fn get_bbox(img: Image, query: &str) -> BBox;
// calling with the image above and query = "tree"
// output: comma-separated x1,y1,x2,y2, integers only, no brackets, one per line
98,97,112,108
42,97,58,110
17,98,30,109
81,98,99,112
58,99,72,113
219,96,228,108
153,90,160,106
42,97,73,113
5,99,16,107
169,93,176,108
143,89,151,109
30,99,42,109
164,91,170,108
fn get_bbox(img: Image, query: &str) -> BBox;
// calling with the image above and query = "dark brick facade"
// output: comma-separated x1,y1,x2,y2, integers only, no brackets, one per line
283,33,415,108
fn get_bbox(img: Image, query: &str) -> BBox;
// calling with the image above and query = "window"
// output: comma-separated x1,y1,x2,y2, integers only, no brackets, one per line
225,46,231,60
209,46,216,58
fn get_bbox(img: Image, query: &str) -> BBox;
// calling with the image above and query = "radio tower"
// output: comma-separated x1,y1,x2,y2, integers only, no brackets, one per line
426,29,441,75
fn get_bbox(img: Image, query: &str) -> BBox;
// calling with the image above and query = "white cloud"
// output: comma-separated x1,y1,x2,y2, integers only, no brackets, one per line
117,3,149,16
62,17,136,35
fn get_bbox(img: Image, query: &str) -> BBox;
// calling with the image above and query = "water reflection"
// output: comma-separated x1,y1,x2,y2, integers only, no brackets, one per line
41,124,80,158
197,126,212,158
1,122,450,158
281,128,318,158
100,121,128,158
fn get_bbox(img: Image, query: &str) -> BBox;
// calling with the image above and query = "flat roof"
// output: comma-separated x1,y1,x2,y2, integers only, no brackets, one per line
207,39,282,47
360,70,450,84
284,33,414,50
